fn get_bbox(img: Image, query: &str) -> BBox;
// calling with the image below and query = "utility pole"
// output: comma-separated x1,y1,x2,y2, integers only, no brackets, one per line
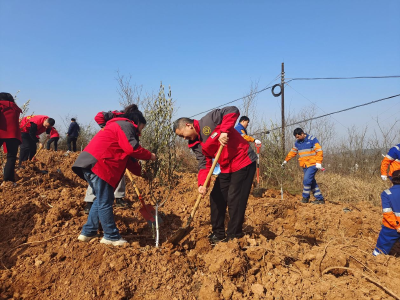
281,62,285,154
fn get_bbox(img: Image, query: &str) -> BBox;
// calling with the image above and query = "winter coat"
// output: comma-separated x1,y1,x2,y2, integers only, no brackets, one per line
72,118,151,189
234,123,255,142
0,100,22,142
20,115,50,140
50,127,60,138
67,121,80,138
284,134,323,168
189,106,257,186
381,185,400,230
381,144,400,177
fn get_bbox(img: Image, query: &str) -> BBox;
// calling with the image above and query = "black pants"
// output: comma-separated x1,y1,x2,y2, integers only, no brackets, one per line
19,133,37,163
210,161,256,239
67,136,77,152
46,137,59,151
0,138,20,182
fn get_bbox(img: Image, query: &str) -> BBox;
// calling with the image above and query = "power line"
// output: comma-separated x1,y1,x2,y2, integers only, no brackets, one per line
286,75,400,83
189,74,400,118
253,93,400,135
284,81,349,131
189,74,280,118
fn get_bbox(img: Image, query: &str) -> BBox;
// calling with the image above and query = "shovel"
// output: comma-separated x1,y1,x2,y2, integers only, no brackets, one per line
31,138,48,161
125,169,162,226
167,144,224,246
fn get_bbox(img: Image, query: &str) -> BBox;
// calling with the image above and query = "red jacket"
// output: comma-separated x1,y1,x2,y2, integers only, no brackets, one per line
94,110,124,128
0,100,22,142
50,127,60,138
72,118,152,189
20,115,49,135
189,106,257,186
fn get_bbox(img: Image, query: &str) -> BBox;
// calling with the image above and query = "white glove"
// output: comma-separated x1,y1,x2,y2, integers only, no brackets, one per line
381,175,387,181
255,139,261,146
281,161,287,168
316,163,322,169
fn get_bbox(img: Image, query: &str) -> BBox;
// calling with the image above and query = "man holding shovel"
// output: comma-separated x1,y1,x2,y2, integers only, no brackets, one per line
173,106,257,244
19,115,55,164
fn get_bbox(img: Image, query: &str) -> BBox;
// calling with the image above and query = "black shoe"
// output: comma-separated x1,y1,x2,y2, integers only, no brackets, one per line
311,199,325,205
223,233,245,243
115,198,129,207
84,202,93,214
301,197,309,203
208,233,225,245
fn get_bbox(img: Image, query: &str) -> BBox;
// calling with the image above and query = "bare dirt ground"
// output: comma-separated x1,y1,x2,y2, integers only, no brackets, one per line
1,151,400,299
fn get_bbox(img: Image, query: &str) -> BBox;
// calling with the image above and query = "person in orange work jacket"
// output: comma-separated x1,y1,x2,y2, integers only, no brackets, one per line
282,128,325,204
373,170,400,256
173,106,257,244
234,116,260,145
381,144,400,181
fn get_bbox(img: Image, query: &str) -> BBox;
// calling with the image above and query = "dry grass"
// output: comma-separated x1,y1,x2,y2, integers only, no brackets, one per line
270,169,391,206
317,172,391,205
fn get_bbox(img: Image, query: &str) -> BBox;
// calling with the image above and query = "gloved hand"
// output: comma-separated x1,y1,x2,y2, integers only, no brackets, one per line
281,161,287,168
316,163,322,169
381,175,387,181
255,139,262,146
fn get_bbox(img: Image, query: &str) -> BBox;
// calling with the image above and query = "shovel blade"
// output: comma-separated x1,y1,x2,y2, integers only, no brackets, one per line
166,226,193,246
139,204,163,225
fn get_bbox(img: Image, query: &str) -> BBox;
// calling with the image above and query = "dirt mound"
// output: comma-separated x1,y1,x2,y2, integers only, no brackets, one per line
1,150,400,299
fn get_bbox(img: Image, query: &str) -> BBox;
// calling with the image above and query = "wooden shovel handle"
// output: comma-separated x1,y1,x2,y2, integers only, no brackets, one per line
125,169,142,198
189,144,224,220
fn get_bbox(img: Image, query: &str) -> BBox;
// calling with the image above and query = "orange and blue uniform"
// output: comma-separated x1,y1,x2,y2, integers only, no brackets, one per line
373,185,400,255
381,144,400,178
234,123,255,142
284,134,324,200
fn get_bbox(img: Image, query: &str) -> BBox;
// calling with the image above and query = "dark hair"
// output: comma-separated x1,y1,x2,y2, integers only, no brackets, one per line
0,92,15,102
71,118,76,122
122,105,146,125
392,170,400,185
173,117,194,132
124,104,139,114
47,118,55,126
239,116,250,123
293,128,304,136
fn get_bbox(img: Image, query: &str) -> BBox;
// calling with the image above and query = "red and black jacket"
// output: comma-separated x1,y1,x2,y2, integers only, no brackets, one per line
0,100,22,142
189,106,257,186
20,115,50,142
50,127,60,138
72,118,152,189
94,110,125,128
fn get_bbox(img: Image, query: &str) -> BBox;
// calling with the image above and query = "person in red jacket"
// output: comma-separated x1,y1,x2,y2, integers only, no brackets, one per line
72,105,156,246
83,104,140,214
0,92,22,182
173,106,257,244
46,127,60,151
19,114,55,164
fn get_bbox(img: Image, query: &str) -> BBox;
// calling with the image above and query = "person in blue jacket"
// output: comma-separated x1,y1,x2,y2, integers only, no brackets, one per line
67,118,80,152
373,170,400,256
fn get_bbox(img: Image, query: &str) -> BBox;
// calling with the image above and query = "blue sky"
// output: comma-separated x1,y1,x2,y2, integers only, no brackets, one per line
1,0,399,137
